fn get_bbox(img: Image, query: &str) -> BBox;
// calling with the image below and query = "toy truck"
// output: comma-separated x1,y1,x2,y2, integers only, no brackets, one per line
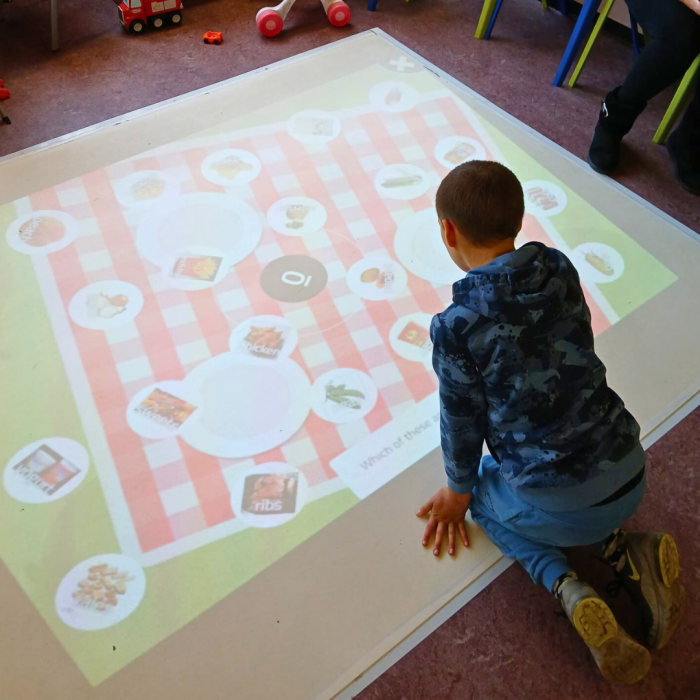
117,0,184,33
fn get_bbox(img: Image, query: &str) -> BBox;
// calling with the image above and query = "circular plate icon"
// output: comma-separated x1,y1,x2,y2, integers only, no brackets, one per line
434,136,487,169
346,256,408,301
394,209,463,286
522,180,568,218
369,81,419,113
136,192,261,268
230,463,309,528
287,110,341,145
201,149,262,187
571,242,625,284
311,368,378,423
55,554,146,631
69,281,144,331
114,170,180,210
389,312,434,362
267,196,327,237
181,354,311,458
229,315,299,361
374,164,431,201
6,210,78,255
3,438,89,504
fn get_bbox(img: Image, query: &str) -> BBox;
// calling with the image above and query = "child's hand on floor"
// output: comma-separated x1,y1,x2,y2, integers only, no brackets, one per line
416,487,471,556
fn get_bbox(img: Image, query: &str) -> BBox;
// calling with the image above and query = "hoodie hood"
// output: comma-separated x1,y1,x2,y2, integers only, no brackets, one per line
452,242,570,326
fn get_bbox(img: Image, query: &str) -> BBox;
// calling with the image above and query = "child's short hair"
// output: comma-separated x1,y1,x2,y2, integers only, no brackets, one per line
435,161,524,247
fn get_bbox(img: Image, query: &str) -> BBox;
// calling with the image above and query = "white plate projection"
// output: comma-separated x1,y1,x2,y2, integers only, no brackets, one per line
136,192,262,268
181,354,311,458
394,209,463,286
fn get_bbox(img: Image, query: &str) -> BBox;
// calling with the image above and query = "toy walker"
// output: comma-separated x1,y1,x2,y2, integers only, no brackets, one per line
257,0,351,37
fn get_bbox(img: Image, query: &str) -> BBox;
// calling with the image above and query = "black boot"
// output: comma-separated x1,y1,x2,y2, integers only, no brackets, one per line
587,88,647,174
666,112,700,196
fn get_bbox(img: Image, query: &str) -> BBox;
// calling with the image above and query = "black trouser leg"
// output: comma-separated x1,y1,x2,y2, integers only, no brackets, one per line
676,81,700,142
619,0,700,105
588,0,700,178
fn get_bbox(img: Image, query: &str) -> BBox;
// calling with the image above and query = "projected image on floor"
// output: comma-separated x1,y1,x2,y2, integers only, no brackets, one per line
1,49,676,686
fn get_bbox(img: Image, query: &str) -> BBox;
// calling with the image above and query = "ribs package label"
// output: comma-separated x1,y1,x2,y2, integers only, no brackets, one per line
241,472,299,515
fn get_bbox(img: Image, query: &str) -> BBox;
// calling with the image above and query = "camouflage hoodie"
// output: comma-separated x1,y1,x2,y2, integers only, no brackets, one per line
430,241,644,512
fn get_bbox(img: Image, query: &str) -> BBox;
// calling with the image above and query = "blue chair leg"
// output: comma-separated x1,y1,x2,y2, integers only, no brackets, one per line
553,0,604,87
367,0,378,10
556,0,570,15
485,0,505,40
629,10,642,56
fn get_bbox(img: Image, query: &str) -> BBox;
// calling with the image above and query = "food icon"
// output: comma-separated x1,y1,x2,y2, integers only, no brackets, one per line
360,267,395,290
71,564,135,612
292,115,334,137
130,176,166,202
585,252,614,276
242,325,288,359
86,292,130,320
285,204,312,230
172,254,223,282
324,382,366,410
134,388,197,429
526,186,559,212
444,142,477,165
242,473,298,515
18,215,66,248
11,444,81,496
398,320,431,350
211,155,254,181
385,87,402,106
380,174,423,189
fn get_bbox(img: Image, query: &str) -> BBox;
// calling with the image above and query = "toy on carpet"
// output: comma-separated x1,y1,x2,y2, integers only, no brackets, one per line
116,0,184,34
0,78,11,125
256,0,351,38
203,31,223,44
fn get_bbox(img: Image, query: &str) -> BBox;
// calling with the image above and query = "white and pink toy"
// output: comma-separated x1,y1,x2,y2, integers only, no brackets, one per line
256,0,351,37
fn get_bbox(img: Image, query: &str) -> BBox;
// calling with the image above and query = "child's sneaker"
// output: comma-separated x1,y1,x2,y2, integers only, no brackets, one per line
605,531,685,649
557,577,651,684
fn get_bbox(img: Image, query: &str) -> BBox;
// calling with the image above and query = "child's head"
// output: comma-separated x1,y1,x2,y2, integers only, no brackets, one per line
436,161,524,271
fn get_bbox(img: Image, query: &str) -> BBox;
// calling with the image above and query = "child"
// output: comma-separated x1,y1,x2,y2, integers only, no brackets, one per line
416,161,685,685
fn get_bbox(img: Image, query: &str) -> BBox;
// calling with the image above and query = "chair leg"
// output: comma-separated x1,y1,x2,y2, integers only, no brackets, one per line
568,0,616,88
542,0,548,8
629,10,642,57
653,54,700,144
475,0,499,39
553,0,603,87
485,0,505,39
367,0,379,10
51,0,59,51
556,0,570,15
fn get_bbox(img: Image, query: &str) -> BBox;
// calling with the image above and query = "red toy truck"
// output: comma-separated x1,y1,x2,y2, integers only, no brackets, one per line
117,0,184,33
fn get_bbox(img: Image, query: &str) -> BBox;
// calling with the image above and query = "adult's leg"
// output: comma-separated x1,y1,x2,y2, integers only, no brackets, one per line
667,79,700,194
588,0,700,173
619,0,700,103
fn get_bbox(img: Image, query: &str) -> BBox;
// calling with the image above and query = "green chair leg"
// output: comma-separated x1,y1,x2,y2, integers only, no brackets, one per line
653,54,700,144
475,0,499,39
568,0,617,88
542,0,548,9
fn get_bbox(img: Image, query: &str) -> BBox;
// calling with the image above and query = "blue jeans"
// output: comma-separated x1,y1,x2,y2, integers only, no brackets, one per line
470,456,646,592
